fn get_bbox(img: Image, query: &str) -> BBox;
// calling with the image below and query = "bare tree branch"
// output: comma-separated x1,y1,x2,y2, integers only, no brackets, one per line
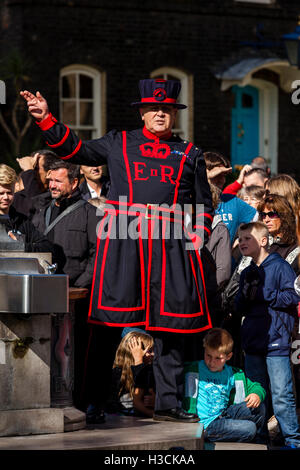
20,114,32,139
0,111,17,144
0,49,33,158
11,100,20,137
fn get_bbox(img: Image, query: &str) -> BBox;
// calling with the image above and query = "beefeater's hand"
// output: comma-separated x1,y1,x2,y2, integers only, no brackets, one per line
20,90,50,122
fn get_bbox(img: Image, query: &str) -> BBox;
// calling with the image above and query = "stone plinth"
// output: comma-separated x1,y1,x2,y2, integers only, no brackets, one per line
0,409,64,437
50,288,88,432
0,313,64,436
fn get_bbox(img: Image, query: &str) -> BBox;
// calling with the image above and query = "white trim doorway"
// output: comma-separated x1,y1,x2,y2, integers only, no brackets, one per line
250,79,278,175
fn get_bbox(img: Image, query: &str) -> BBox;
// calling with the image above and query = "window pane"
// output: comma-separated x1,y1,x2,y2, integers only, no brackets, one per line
80,101,93,125
62,101,76,124
76,129,93,140
79,74,93,99
62,74,76,98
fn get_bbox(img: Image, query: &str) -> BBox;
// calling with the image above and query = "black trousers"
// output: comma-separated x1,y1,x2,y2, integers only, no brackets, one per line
152,331,205,411
152,332,186,411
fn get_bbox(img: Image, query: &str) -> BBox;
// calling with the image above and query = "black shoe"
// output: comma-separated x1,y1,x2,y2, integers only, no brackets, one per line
86,404,105,424
153,407,200,423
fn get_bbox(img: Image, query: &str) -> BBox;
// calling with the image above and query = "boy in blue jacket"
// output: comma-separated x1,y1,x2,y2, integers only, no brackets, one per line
236,221,300,449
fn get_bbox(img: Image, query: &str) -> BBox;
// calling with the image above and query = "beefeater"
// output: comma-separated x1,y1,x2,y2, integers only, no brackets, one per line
21,78,214,422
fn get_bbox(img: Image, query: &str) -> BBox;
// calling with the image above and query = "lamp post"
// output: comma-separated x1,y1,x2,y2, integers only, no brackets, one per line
282,17,300,68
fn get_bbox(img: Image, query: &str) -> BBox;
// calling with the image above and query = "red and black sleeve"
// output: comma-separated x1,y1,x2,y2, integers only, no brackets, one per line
36,113,115,166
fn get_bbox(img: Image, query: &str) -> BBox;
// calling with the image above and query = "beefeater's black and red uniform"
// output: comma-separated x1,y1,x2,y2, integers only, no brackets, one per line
37,113,214,335
36,111,215,413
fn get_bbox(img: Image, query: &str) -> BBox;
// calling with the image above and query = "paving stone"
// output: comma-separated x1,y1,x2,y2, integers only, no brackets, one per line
0,414,204,450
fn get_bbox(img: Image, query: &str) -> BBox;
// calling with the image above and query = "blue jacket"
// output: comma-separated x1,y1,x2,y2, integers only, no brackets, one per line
235,252,300,356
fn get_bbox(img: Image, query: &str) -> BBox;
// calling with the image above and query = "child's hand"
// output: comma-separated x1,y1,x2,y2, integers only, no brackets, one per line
237,164,252,185
207,166,232,180
128,336,147,365
244,393,261,408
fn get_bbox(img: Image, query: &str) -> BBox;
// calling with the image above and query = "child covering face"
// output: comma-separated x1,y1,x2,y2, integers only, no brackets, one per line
106,331,155,418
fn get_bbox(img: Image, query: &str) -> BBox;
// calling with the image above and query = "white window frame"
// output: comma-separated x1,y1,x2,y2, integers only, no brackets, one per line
59,64,105,138
150,67,193,141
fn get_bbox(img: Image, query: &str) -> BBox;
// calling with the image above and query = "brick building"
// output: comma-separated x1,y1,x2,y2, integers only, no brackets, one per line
1,0,300,177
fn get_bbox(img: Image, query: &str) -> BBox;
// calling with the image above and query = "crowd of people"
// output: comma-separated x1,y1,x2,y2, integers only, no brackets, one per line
1,78,298,449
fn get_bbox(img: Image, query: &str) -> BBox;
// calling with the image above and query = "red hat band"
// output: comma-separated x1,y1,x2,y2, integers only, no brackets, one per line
140,97,177,104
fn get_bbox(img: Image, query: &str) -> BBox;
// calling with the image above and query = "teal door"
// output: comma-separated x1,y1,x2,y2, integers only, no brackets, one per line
231,85,259,168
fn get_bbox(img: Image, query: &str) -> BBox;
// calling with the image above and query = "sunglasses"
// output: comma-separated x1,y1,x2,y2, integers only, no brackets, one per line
259,211,279,219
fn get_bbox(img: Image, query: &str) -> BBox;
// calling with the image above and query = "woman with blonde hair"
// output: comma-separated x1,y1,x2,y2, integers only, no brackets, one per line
265,174,300,215
107,331,155,417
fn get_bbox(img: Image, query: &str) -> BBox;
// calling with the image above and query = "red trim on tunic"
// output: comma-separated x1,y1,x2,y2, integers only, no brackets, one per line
138,218,146,309
188,252,204,314
60,139,82,160
36,112,57,130
88,214,108,320
93,213,146,312
97,217,113,309
158,220,204,319
46,125,70,148
105,200,184,216
172,156,187,206
88,320,146,327
122,131,133,204
104,207,183,224
145,218,154,328
196,212,214,221
172,142,193,207
159,220,167,316
195,249,212,328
